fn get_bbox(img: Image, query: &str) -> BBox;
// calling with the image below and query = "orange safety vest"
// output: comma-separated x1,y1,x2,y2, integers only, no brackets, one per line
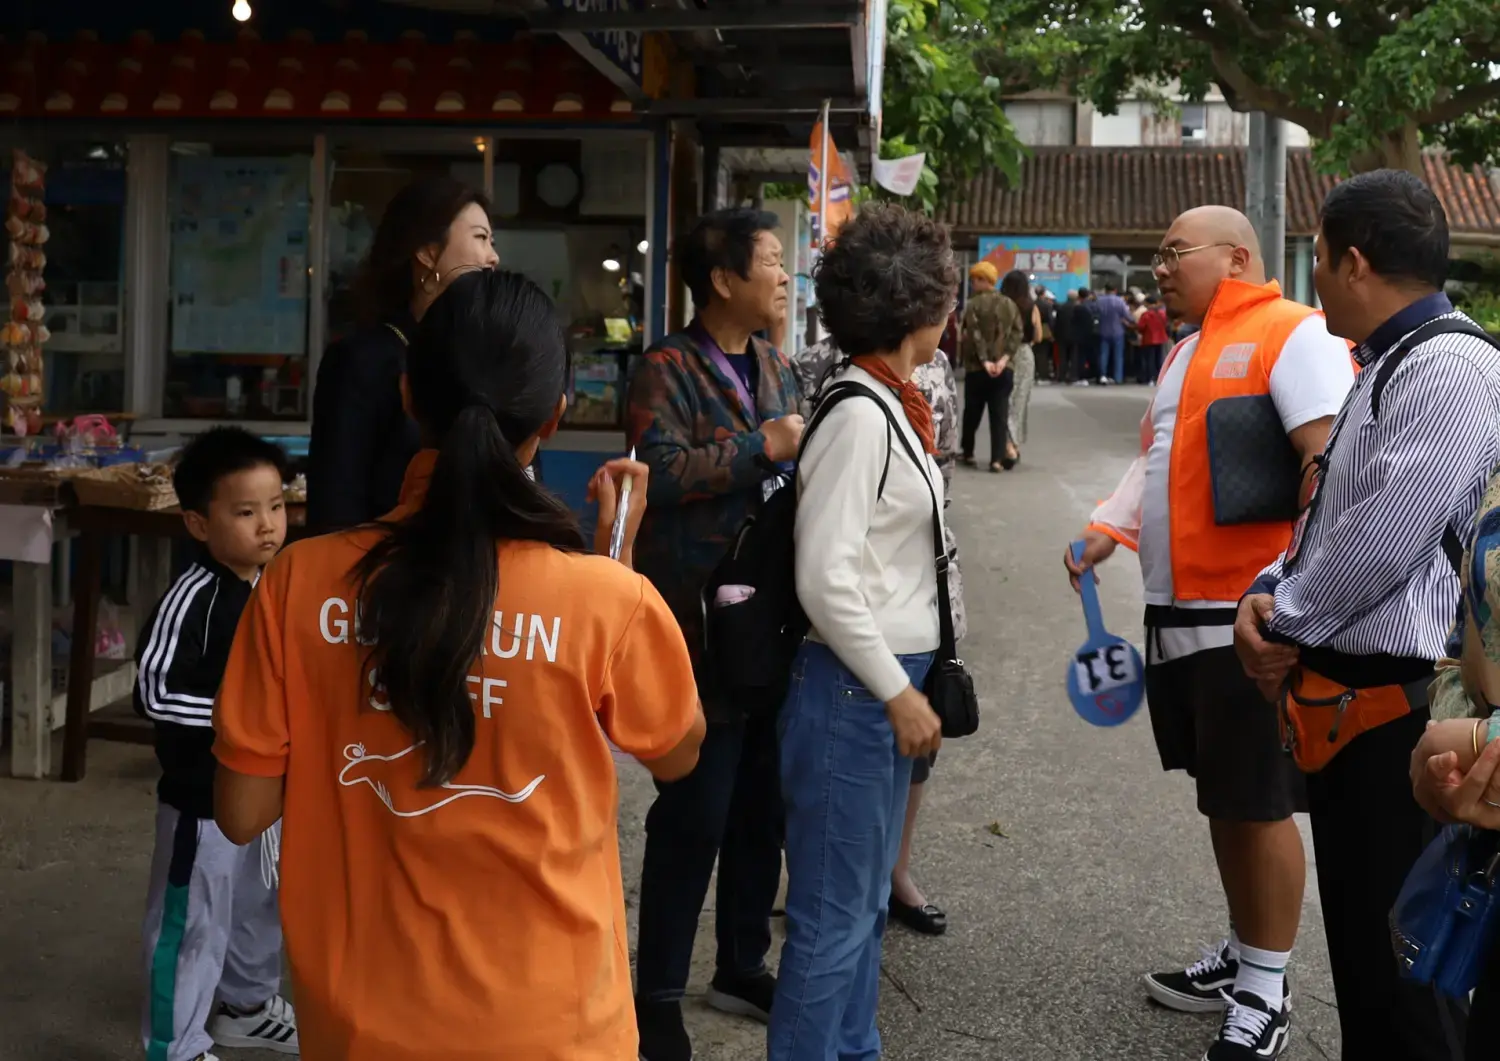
1167,279,1321,602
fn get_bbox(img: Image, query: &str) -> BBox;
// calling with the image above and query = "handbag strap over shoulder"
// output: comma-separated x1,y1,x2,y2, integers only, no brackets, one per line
817,380,959,663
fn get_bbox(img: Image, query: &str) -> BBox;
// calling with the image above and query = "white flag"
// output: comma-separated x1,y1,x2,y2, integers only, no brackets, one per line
872,152,926,196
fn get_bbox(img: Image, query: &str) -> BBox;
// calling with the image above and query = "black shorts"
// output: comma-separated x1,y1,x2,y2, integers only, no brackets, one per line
1144,644,1307,822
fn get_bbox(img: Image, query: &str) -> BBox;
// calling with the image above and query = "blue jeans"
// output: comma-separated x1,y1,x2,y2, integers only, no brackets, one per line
1098,333,1125,382
769,641,934,1061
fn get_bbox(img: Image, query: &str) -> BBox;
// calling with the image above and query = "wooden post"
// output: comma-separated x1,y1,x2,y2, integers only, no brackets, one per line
60,528,102,782
10,558,52,778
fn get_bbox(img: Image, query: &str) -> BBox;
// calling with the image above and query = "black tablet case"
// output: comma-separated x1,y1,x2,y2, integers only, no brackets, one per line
1204,394,1302,525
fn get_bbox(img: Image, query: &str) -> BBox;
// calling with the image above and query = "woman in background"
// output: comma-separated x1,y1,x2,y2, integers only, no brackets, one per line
1000,269,1037,468
307,176,497,533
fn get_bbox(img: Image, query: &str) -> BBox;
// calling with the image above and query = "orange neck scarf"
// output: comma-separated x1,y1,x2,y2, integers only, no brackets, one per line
851,355,939,456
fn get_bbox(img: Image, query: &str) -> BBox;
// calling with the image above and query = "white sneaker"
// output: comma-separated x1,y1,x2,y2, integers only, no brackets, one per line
209,995,299,1054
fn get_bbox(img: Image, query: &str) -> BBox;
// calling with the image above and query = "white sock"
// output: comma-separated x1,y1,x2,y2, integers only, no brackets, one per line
1234,942,1289,1011
1227,927,1242,963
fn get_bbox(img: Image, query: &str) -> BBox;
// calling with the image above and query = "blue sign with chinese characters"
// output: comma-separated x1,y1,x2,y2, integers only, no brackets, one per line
550,0,643,88
977,235,1091,301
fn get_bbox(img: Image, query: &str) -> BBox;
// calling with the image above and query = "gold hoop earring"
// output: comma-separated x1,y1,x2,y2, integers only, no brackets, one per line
420,268,442,294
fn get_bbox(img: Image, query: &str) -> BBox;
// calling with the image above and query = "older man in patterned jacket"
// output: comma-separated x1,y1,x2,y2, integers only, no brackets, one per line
792,334,967,937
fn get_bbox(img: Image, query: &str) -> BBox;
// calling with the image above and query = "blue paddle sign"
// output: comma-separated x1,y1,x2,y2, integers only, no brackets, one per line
1067,540,1145,726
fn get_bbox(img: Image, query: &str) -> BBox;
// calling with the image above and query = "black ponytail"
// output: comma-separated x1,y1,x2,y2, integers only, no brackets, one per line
353,270,585,785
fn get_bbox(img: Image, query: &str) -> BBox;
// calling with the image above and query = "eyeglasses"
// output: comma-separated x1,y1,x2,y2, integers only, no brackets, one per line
1151,242,1240,273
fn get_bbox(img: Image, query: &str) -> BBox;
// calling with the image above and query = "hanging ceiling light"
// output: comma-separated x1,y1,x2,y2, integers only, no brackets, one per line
232,0,253,22
602,244,623,273
636,239,649,254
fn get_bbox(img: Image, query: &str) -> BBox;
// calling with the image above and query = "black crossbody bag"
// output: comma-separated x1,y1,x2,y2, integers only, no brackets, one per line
823,382,979,738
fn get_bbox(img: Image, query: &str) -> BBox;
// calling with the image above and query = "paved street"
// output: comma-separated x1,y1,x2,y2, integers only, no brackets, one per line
0,384,1344,1060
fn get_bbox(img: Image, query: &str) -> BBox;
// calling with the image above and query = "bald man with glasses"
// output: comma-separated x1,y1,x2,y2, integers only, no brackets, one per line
1063,207,1354,1061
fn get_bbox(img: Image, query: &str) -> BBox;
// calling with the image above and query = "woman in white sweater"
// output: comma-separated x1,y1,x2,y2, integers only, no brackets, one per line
768,204,959,1061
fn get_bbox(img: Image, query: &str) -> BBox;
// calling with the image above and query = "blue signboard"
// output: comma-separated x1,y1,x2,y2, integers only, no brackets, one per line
550,0,643,89
977,235,1091,301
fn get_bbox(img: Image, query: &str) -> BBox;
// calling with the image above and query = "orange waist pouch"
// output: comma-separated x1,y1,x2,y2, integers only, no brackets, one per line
1278,667,1420,773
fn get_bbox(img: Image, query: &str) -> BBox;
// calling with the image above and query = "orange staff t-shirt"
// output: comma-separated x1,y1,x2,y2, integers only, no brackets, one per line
213,455,699,1061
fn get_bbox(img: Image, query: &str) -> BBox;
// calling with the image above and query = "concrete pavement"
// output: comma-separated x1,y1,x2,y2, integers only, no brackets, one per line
0,384,1344,1060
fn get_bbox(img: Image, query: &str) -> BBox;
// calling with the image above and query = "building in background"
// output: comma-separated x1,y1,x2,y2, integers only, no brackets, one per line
942,88,1500,304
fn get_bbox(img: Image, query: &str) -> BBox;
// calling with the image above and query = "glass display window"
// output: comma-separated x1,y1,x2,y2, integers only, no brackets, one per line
2,141,128,415
163,143,313,420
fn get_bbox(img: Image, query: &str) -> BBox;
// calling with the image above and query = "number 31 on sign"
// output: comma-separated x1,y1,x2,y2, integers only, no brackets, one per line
1066,540,1145,727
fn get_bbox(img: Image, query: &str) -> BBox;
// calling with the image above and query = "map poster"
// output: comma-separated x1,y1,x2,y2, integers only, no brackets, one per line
977,235,1091,301
169,156,311,356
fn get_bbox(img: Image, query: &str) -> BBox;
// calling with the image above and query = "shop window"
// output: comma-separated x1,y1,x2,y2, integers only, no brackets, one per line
164,145,312,420
1181,103,1208,144
2,142,128,414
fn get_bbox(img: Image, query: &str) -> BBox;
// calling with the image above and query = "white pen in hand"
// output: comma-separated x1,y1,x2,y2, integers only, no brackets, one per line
608,447,636,561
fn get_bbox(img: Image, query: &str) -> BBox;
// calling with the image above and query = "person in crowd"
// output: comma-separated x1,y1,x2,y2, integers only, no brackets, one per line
211,269,703,1061
1070,287,1100,385
1234,170,1500,1061
771,202,954,1061
959,261,1021,473
137,428,296,1061
1137,294,1170,383
307,177,497,533
1094,283,1132,384
1124,289,1145,382
1067,205,1352,1061
1000,269,1038,467
792,323,968,941
625,208,805,1061
1053,289,1076,382
1034,287,1058,382
1411,464,1500,1061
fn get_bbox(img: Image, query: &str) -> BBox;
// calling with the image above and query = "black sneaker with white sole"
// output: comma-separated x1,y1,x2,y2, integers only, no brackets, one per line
704,969,776,1024
1144,941,1239,1013
1203,990,1291,1060
636,998,692,1061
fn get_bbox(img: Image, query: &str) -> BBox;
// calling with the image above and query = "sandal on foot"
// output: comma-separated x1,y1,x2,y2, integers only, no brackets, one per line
989,461,1004,473
889,897,948,936
1001,453,1019,470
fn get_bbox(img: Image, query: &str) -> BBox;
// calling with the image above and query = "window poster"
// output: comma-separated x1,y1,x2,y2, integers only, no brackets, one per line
169,156,311,355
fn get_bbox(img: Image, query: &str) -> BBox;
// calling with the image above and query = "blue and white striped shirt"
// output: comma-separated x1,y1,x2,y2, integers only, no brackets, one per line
1255,296,1500,660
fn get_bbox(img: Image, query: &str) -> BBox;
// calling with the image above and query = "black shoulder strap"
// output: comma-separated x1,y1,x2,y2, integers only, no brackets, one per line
813,380,959,660
1367,317,1497,577
1370,317,1500,420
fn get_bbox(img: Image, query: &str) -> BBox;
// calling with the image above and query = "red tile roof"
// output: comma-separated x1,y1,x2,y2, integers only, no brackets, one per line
0,29,634,121
937,147,1500,239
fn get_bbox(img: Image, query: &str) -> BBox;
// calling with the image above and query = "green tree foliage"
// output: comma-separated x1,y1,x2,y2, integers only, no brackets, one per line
994,0,1500,174
876,0,1025,210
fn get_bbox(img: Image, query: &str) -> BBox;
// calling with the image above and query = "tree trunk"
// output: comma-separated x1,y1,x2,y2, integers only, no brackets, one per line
1349,122,1423,174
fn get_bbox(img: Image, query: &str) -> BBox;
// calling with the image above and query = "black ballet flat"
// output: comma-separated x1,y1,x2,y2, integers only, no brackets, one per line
1000,452,1020,470
889,896,948,936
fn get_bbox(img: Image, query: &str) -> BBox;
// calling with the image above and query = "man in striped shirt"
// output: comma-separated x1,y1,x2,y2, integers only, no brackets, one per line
1235,170,1500,1061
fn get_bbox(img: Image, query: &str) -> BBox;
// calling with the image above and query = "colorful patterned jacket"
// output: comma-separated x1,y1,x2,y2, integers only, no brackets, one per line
626,325,805,720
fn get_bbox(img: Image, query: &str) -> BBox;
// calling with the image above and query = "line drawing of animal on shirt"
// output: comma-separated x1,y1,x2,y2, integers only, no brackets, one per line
326,601,562,818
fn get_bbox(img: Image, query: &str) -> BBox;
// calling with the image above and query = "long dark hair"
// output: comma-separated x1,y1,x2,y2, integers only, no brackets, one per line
353,270,585,785
353,176,490,326
1001,269,1038,345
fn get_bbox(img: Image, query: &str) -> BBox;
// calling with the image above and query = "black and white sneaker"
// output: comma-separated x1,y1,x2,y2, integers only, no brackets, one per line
1144,940,1238,1013
1203,990,1291,1060
208,995,298,1054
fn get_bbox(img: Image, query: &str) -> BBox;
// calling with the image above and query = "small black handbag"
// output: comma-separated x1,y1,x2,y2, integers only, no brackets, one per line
873,389,980,739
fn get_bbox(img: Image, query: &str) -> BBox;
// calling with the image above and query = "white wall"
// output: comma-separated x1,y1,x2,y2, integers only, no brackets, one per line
1004,100,1075,146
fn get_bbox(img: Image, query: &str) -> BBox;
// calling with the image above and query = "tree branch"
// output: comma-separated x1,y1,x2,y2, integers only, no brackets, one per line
1206,0,1331,47
1205,44,1332,135
1428,77,1500,124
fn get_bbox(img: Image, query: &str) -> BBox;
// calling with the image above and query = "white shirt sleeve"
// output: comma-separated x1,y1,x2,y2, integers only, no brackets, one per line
1268,315,1355,432
794,399,913,703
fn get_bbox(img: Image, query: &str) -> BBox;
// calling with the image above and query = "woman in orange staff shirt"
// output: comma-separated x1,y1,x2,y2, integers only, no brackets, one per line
209,269,706,1061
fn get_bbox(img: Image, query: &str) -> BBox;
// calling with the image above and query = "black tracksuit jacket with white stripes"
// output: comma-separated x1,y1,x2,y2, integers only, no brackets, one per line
133,553,255,819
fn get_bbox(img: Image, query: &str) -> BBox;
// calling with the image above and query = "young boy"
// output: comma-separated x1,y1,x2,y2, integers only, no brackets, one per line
136,427,297,1061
